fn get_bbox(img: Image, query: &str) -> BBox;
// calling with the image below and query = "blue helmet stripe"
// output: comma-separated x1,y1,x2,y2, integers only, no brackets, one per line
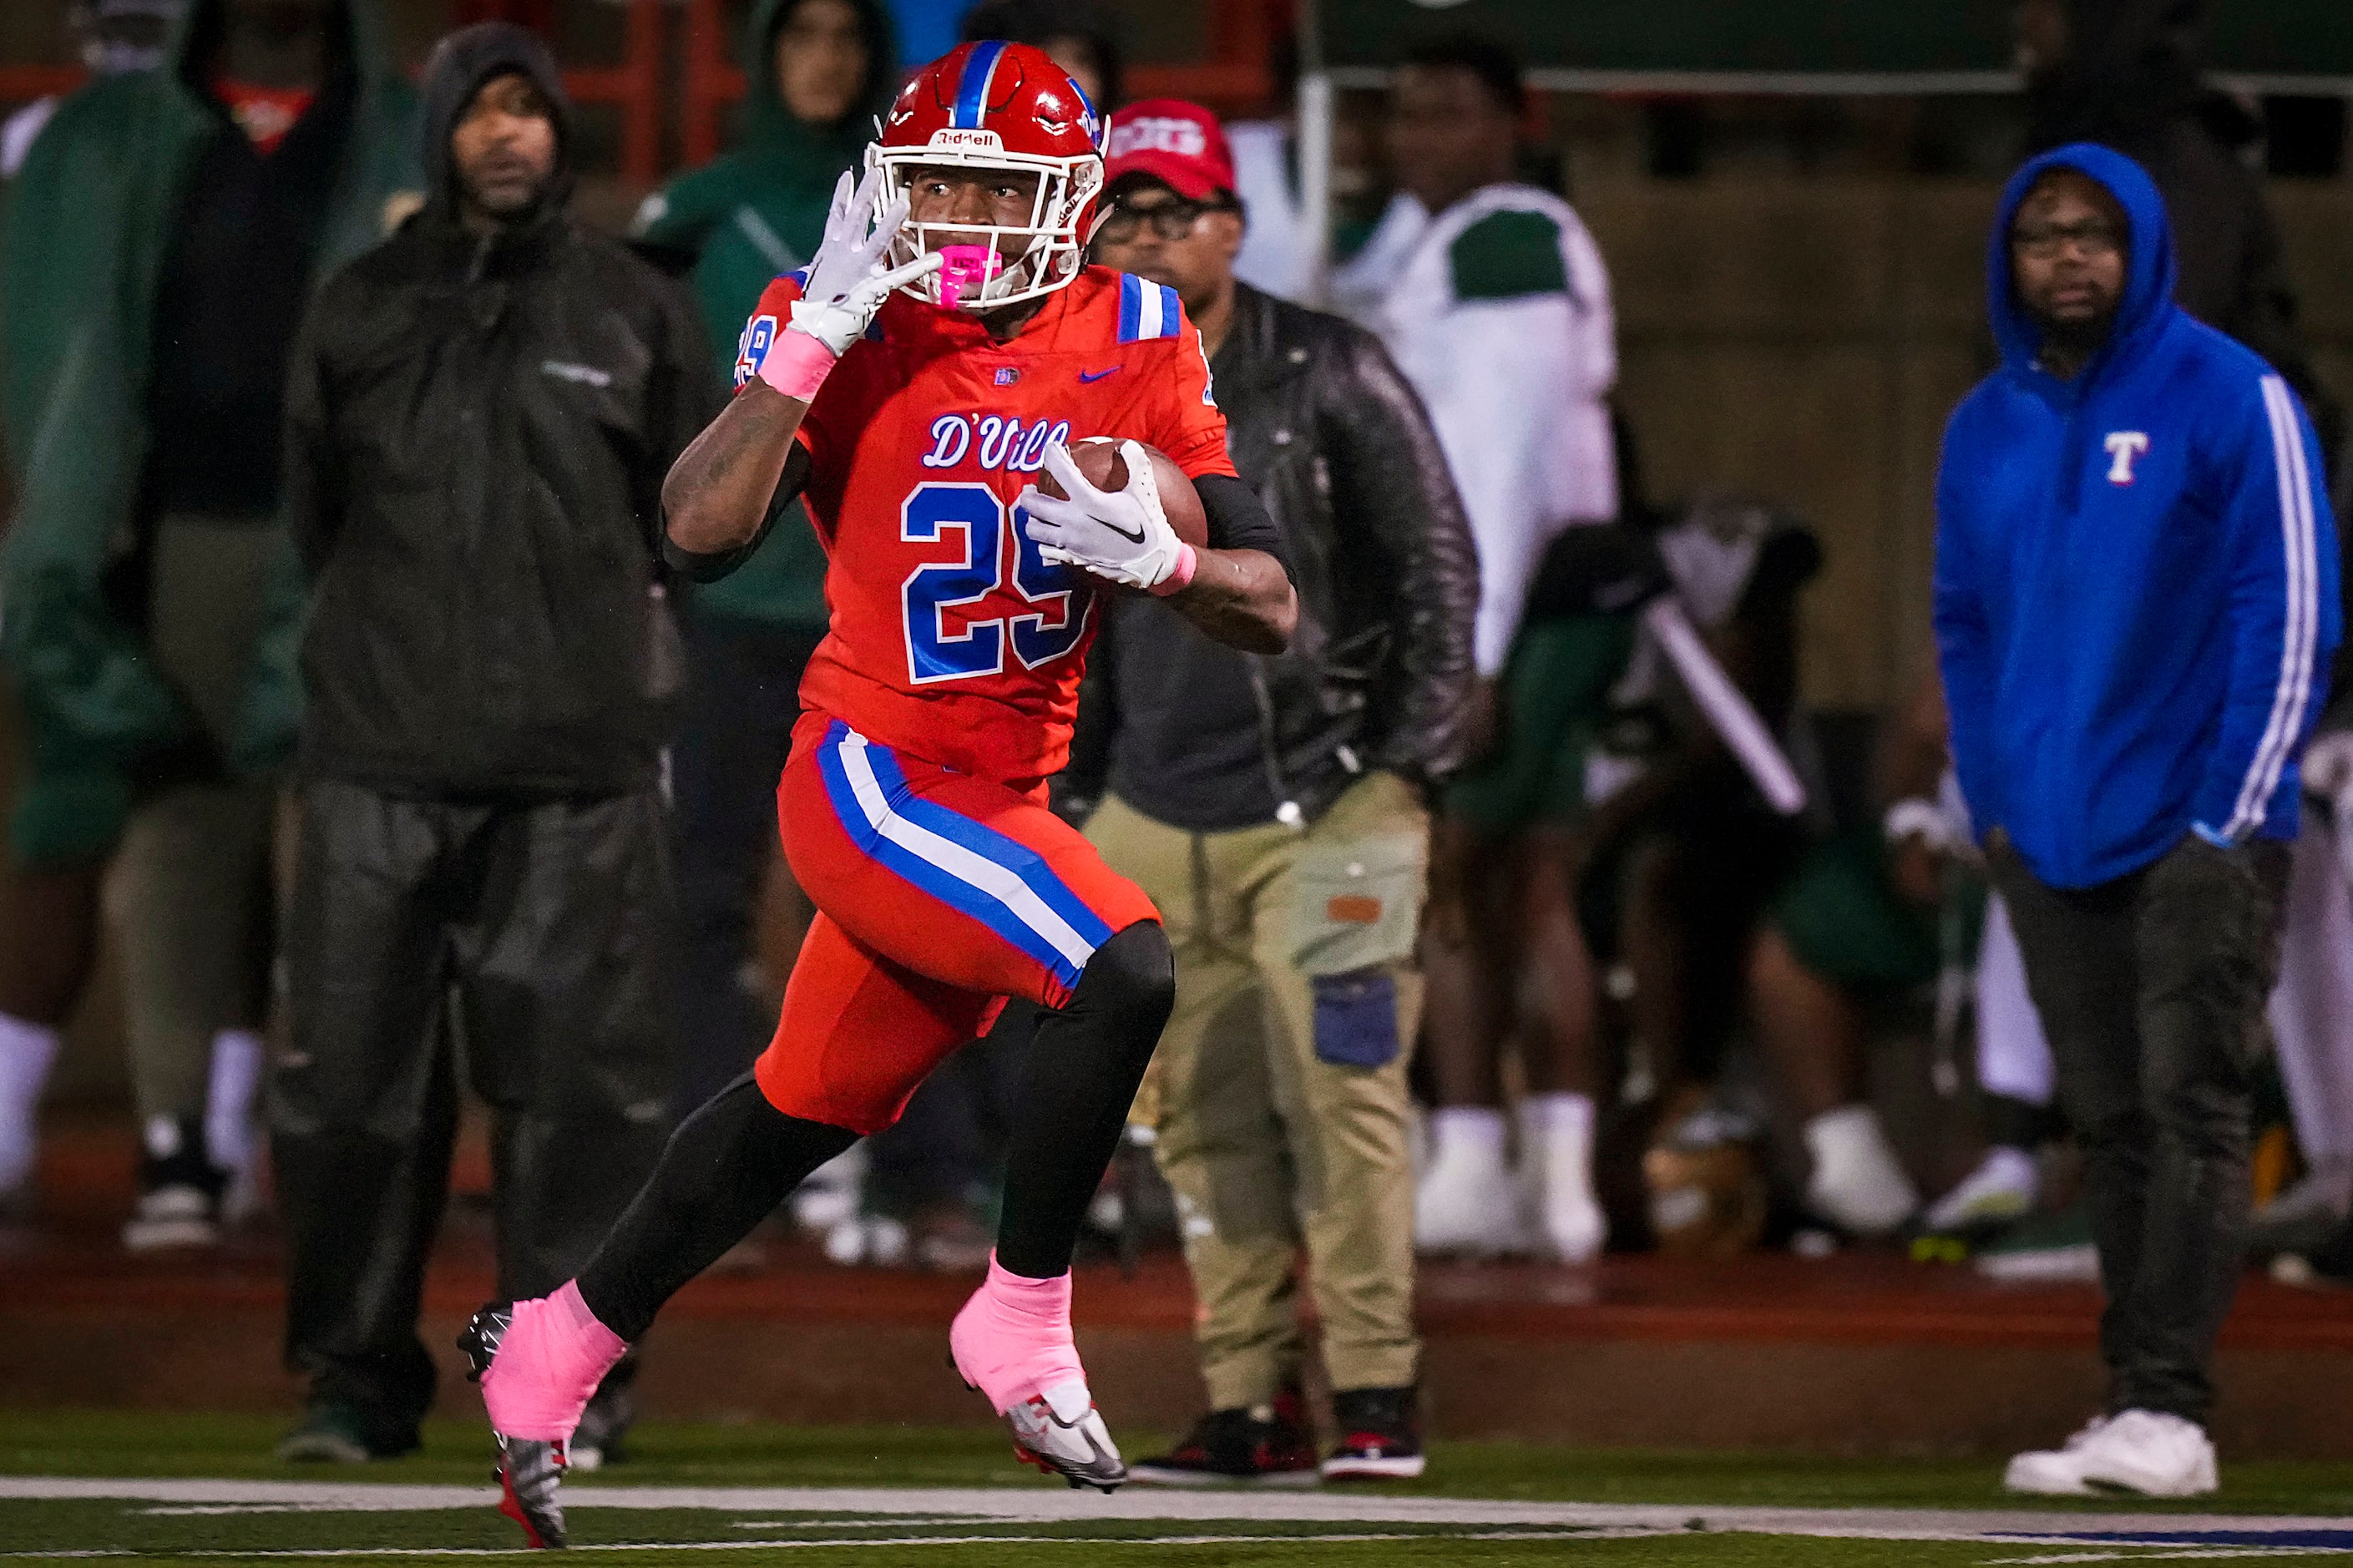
954,39,1008,130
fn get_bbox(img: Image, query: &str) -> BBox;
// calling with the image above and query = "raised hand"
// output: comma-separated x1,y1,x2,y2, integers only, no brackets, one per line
787,169,936,353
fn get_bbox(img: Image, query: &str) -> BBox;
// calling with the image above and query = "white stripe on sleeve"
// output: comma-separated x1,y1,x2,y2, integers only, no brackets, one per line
2222,376,2320,838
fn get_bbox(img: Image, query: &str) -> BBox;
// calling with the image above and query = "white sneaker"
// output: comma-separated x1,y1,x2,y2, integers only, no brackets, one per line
2006,1410,2218,1497
1415,1108,1526,1257
122,1183,220,1252
1925,1146,2039,1233
1803,1105,1920,1237
2077,1409,2219,1496
1518,1095,1605,1263
2003,1414,2109,1495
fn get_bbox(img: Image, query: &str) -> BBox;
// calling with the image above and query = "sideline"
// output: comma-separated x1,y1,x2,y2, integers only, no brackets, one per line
5,1477,2353,1550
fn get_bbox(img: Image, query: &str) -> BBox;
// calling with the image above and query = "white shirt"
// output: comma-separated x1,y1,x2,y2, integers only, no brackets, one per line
1343,184,1619,676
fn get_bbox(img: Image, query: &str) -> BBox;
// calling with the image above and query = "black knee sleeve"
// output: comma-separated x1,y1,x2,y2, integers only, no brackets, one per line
991,922,1174,1280
1078,920,1175,1050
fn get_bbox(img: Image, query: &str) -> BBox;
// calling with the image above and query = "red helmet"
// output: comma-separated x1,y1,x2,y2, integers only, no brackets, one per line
869,41,1106,311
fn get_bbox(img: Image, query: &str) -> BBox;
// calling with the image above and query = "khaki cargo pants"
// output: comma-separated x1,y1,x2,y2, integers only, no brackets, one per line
1087,771,1426,1409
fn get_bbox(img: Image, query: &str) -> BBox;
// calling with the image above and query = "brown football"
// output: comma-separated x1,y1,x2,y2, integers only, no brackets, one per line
1039,437,1210,550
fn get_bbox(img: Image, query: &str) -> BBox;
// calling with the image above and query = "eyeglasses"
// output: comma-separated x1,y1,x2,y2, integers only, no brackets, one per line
1096,198,1227,242
2011,220,2123,260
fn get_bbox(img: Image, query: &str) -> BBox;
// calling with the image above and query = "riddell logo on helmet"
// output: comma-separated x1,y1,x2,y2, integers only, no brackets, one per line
927,128,1005,151
1108,117,1206,160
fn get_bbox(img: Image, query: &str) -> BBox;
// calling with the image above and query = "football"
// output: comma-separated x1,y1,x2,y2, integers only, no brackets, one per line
1040,437,1211,550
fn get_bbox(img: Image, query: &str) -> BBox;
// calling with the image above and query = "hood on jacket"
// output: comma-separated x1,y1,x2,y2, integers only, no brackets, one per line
740,0,899,153
1987,142,2179,382
165,0,394,104
2025,0,2205,151
417,21,573,219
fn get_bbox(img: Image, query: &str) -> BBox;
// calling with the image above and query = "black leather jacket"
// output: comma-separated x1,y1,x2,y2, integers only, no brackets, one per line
1070,283,1479,832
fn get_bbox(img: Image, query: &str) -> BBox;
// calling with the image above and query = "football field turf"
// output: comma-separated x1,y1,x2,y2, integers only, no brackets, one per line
4,1414,2351,1565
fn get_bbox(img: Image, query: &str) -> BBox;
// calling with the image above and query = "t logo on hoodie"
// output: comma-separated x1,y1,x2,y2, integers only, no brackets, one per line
2105,430,2151,484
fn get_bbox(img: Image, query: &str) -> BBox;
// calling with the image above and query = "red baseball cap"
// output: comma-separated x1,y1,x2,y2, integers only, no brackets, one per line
1105,99,1237,204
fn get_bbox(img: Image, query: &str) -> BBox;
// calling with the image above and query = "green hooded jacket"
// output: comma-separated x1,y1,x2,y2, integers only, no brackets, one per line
631,0,895,630
0,0,419,862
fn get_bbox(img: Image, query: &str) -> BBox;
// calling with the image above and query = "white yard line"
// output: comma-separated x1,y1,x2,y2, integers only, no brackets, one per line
3,1478,2351,1551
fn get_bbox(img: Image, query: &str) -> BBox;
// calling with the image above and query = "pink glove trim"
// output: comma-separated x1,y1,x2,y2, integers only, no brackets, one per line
757,329,837,402
479,1280,628,1442
1146,541,1198,598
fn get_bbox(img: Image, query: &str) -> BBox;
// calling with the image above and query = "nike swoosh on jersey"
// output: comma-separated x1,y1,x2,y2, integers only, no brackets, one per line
1078,367,1122,383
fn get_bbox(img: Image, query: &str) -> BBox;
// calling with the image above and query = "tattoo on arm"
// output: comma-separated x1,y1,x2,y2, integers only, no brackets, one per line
661,382,811,558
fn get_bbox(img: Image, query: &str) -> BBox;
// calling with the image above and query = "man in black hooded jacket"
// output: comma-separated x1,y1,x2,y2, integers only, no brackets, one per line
269,23,717,1464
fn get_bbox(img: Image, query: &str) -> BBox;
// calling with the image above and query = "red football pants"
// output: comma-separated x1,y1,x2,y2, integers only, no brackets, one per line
753,711,1160,1134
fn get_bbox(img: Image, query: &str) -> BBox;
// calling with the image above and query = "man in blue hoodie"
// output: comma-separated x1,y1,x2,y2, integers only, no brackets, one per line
1936,144,2338,1498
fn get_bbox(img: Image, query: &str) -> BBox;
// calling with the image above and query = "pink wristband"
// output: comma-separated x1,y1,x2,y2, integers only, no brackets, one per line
757,328,837,402
1147,541,1198,597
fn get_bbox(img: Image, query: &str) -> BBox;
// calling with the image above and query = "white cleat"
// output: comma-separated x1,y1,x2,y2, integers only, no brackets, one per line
1416,1110,1527,1257
1924,1146,2039,1234
1803,1105,1920,1238
1005,1377,1126,1492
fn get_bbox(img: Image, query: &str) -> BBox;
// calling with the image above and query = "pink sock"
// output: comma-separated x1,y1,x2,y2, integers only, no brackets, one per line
480,1280,627,1442
948,1254,1086,1416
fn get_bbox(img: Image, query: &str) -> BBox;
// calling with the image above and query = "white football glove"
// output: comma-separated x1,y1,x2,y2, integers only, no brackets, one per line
1018,440,1191,594
787,169,941,357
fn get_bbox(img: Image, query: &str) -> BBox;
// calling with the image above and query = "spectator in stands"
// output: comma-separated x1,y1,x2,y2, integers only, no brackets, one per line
0,0,417,1242
2018,0,2344,473
1560,498,1911,1246
2,0,180,179
269,24,712,1464
1331,33,1621,1262
1082,99,1478,1484
959,0,1121,109
631,0,896,1123
1938,145,2336,1495
1746,664,1941,1238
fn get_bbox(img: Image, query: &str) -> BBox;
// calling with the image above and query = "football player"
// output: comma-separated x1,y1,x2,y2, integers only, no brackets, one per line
459,41,1296,1544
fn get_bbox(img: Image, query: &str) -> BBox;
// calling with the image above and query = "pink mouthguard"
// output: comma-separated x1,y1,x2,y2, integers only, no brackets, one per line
936,244,1004,309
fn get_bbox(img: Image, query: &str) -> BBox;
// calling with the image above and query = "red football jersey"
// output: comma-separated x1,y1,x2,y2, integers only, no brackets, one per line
735,266,1237,787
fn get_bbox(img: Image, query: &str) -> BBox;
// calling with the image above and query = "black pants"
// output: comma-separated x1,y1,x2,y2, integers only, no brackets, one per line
273,780,679,1429
670,611,822,1115
1990,832,2288,1424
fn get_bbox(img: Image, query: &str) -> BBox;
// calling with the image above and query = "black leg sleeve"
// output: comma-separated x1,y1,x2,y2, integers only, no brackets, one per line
994,922,1175,1279
575,1075,858,1341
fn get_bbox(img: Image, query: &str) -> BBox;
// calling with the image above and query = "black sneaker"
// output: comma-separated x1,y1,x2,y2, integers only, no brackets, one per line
275,1402,421,1464
122,1115,225,1252
1129,1385,1319,1488
1322,1385,1425,1481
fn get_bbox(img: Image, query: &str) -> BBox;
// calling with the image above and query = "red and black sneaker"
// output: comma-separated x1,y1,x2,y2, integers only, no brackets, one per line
1321,1385,1425,1481
1129,1384,1319,1488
